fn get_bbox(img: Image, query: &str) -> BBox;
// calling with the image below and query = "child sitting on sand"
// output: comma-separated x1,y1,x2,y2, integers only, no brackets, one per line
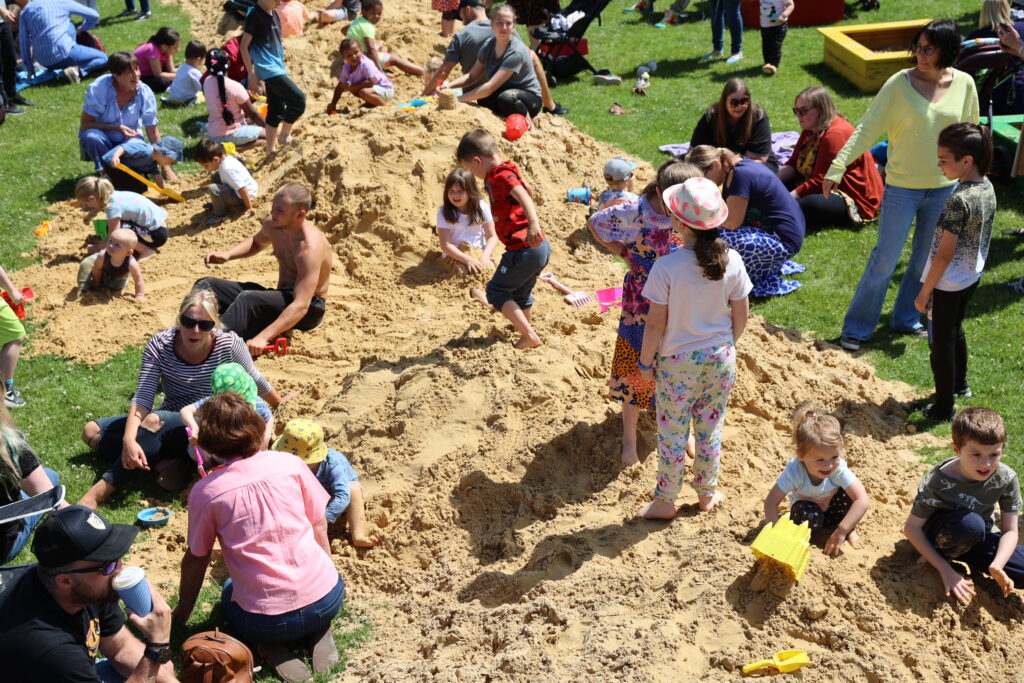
456,128,550,349
597,156,640,210
316,0,359,23
194,140,258,225
636,177,750,518
904,407,1024,605
277,0,311,37
761,401,869,555
274,418,379,548
102,137,182,189
181,362,275,455
163,40,206,105
76,228,146,301
75,177,169,259
343,0,424,76
327,37,395,110
436,167,498,274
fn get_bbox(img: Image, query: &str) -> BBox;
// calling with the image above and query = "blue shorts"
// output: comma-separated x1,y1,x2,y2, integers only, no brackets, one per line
485,238,551,310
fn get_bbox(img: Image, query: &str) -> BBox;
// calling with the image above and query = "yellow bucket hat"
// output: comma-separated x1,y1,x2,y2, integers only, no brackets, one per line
272,418,329,464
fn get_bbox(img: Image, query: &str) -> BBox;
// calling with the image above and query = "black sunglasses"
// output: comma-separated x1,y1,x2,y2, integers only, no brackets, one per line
180,315,215,331
58,559,120,576
728,97,750,107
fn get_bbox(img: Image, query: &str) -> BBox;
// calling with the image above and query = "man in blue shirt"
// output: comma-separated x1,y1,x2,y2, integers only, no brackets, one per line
19,0,108,83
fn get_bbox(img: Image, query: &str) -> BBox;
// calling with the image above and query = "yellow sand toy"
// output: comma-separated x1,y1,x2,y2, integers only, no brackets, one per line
750,513,811,582
114,163,185,202
742,650,812,675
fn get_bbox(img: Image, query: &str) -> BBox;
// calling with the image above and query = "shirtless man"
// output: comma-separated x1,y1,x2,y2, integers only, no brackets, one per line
195,182,331,356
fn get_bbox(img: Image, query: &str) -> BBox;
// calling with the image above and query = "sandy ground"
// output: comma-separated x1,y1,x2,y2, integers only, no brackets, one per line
15,0,1024,679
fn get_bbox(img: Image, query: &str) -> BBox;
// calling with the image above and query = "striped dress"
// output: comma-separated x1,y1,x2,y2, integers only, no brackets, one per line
132,327,271,412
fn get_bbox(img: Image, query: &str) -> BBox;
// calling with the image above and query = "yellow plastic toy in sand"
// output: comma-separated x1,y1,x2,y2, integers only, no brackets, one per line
750,513,811,582
742,650,811,675
114,163,185,202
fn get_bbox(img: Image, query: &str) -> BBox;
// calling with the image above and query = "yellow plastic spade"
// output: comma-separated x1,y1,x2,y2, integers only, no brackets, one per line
742,650,811,675
114,163,185,202
750,513,811,582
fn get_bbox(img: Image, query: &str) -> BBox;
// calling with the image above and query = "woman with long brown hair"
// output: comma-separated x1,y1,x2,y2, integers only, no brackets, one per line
690,78,778,173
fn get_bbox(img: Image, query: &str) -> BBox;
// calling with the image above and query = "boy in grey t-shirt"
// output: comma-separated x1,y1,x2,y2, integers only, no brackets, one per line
904,407,1024,605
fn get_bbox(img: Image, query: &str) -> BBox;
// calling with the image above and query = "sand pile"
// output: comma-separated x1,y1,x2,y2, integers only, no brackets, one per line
15,1,1024,679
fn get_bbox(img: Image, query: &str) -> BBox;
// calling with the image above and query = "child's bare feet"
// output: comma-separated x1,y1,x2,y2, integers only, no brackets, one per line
352,533,380,548
847,529,862,549
513,334,542,349
698,491,725,512
469,287,489,307
620,445,639,466
638,499,676,519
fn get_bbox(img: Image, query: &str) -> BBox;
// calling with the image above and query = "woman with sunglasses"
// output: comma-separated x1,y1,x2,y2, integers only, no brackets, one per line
78,288,281,509
689,78,779,173
778,86,883,231
823,19,978,352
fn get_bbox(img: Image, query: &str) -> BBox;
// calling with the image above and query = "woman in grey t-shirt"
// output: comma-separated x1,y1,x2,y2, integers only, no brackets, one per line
447,4,542,118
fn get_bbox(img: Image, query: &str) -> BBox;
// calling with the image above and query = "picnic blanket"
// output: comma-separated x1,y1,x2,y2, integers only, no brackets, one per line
659,130,801,167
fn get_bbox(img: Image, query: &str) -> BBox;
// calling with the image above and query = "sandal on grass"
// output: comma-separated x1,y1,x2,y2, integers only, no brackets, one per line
609,102,628,115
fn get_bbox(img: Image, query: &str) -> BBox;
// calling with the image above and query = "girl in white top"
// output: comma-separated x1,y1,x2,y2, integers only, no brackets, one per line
436,167,498,274
637,177,752,519
761,401,870,556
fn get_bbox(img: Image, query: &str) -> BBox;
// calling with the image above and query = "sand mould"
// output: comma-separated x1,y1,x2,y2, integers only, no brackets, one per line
15,0,1024,679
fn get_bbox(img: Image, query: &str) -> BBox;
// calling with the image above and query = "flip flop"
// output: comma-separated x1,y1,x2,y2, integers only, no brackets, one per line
609,102,628,115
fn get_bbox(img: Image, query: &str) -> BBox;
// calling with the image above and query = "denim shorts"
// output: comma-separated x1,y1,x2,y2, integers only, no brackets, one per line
210,125,265,146
222,573,346,645
485,238,551,310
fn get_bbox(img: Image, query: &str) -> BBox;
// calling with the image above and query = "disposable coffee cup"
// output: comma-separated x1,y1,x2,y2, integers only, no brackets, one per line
112,566,153,617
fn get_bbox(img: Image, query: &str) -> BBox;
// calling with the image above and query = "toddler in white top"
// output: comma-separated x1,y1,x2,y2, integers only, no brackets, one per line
436,167,498,274
194,139,259,225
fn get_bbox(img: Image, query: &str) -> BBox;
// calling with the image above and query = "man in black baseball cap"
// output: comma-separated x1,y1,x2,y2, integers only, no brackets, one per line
0,505,178,682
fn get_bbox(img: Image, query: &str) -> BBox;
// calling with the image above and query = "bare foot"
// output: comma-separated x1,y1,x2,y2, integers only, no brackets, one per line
352,534,380,548
638,499,676,519
620,445,639,466
698,491,726,512
513,335,542,349
847,529,862,549
469,287,489,307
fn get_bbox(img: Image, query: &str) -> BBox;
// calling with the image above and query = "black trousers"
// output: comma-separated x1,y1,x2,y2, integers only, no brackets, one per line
790,488,853,530
141,75,171,93
929,280,978,415
193,277,326,340
798,192,852,230
760,23,787,68
0,22,17,102
264,74,306,127
479,88,542,118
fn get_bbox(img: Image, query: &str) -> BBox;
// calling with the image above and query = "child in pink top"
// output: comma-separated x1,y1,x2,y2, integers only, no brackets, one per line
134,26,180,93
326,37,394,110
202,48,267,147
277,0,311,37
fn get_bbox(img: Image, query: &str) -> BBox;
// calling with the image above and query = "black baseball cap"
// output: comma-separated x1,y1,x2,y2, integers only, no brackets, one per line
458,0,484,8
32,505,139,568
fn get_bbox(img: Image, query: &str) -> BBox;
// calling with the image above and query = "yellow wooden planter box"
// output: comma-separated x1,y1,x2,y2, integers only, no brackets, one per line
818,19,930,92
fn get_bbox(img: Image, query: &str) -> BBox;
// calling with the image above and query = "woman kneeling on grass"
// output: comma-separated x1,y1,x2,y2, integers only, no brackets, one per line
173,392,345,683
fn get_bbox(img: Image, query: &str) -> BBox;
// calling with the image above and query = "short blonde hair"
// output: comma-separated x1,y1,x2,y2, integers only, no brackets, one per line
685,145,742,175
75,176,114,206
791,400,844,456
108,227,138,251
179,287,223,329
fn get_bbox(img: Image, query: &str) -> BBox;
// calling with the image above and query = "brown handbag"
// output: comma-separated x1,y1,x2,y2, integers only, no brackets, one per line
180,628,255,683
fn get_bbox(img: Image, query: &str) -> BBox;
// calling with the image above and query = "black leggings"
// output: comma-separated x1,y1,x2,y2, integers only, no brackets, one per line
479,88,542,118
141,75,171,93
264,74,306,127
441,8,458,19
760,23,787,68
123,221,168,250
929,280,978,416
790,488,853,530
0,22,16,102
798,192,853,230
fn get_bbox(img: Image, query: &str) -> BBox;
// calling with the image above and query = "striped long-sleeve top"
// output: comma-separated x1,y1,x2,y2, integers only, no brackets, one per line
131,327,272,412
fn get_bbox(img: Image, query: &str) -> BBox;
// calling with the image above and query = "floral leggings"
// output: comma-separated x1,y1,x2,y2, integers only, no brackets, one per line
653,342,736,501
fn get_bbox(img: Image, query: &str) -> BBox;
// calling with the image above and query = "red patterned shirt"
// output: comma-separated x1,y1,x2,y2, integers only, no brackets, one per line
485,161,543,250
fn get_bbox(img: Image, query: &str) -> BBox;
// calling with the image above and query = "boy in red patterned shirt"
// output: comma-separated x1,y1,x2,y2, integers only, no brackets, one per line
456,129,551,349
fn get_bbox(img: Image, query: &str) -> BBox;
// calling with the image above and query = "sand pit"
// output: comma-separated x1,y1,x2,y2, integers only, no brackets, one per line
14,1,1024,679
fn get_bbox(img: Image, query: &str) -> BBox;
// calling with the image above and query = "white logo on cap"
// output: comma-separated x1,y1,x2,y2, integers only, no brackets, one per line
86,513,106,530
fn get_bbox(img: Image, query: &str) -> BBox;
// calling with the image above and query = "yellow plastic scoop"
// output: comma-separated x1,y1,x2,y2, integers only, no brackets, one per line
742,650,811,675
750,513,811,582
114,163,185,202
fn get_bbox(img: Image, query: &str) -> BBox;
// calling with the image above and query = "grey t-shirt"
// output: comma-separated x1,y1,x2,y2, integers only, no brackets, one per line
910,457,1022,531
475,35,541,98
445,19,493,87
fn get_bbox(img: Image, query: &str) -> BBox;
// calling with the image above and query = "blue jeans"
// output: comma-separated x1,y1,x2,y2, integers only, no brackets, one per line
924,509,1024,588
485,238,551,310
709,0,742,54
222,574,345,646
80,128,124,172
841,183,956,341
94,411,189,489
95,659,126,683
48,44,109,78
4,467,59,563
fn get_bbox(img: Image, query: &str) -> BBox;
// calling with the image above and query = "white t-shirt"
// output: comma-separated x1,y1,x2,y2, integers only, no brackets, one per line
759,0,793,27
166,63,202,104
435,200,493,252
217,156,259,198
641,247,752,356
776,457,858,509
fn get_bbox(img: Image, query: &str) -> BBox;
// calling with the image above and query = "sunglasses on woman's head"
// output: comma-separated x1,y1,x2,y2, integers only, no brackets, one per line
728,97,750,107
58,559,120,576
180,315,215,331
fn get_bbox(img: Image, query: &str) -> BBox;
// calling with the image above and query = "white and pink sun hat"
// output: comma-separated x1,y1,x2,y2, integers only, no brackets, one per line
661,177,729,230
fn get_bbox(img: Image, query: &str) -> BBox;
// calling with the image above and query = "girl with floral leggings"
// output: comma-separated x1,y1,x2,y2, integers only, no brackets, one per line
637,177,751,519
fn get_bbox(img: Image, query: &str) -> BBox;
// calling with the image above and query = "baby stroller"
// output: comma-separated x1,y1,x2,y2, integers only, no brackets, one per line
956,38,1024,123
532,0,615,82
0,487,65,583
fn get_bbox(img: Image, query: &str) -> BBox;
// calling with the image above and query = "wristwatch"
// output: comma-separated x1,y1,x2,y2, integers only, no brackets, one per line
144,643,172,664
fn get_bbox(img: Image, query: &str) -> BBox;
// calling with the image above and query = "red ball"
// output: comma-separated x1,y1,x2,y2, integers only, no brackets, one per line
504,114,529,141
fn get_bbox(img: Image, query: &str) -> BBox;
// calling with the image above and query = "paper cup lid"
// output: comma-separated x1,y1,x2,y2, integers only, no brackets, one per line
112,565,145,589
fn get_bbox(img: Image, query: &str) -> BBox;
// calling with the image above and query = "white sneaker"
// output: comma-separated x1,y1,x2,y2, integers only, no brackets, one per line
63,65,81,83
4,388,25,408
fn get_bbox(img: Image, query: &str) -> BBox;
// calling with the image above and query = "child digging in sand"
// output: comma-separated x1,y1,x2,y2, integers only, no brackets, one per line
761,401,869,555
194,140,259,225
637,177,751,518
456,129,550,349
75,176,169,259
327,37,395,110
904,407,1024,605
76,228,147,301
274,419,379,548
180,362,275,455
436,167,498,274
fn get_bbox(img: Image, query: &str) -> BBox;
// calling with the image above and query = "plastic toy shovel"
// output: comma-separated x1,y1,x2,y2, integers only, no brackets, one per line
742,650,811,675
114,163,185,202
263,337,288,355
